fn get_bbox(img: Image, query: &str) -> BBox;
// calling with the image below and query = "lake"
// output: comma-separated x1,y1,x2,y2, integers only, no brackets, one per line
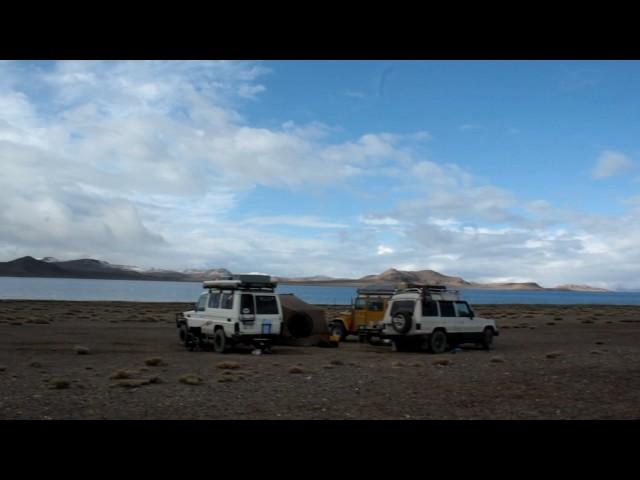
1,276,640,305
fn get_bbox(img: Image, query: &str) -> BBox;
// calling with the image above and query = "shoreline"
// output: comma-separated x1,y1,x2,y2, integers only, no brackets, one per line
0,274,614,292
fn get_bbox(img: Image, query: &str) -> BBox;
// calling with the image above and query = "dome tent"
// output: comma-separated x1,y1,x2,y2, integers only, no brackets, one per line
277,293,330,346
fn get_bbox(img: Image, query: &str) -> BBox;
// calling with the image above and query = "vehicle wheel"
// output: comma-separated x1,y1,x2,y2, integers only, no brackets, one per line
391,312,412,334
178,325,188,345
330,323,346,341
481,327,494,350
213,329,228,353
429,330,448,354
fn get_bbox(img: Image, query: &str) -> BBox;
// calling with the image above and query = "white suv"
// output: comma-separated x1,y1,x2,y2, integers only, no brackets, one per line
176,275,283,353
379,285,498,353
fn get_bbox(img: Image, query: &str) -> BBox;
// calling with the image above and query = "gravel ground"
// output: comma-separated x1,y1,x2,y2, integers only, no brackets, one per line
0,300,639,419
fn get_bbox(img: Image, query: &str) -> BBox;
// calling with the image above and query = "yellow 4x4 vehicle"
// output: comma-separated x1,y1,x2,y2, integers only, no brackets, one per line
328,286,395,341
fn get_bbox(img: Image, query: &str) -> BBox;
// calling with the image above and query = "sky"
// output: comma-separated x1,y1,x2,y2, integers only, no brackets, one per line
1,60,640,289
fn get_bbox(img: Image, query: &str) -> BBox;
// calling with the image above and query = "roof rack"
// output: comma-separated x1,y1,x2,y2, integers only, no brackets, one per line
394,283,460,299
203,274,277,292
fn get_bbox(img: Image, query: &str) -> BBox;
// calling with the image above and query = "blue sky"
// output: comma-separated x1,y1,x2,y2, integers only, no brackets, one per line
1,60,639,288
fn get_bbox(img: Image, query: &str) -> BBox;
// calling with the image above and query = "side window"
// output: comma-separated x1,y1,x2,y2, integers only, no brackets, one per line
421,300,439,317
196,294,207,312
439,301,456,317
455,301,472,317
354,298,366,310
241,294,255,314
390,300,416,316
368,298,384,311
208,292,221,309
256,295,279,314
220,293,234,310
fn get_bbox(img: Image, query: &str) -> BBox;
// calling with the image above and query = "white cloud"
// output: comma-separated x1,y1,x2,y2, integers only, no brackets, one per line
2,61,640,289
359,215,400,226
591,150,635,179
240,216,348,229
377,245,394,255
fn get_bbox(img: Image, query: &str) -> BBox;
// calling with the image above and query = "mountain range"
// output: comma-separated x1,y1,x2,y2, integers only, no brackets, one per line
0,256,609,292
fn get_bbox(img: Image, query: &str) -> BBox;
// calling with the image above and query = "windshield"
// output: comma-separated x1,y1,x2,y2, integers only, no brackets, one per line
195,294,207,312
354,298,366,310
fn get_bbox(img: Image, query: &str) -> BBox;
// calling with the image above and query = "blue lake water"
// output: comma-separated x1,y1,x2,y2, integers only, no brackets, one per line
1,276,640,305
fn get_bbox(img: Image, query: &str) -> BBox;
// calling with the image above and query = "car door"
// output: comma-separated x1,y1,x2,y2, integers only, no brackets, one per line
437,300,458,335
190,292,209,328
454,301,478,342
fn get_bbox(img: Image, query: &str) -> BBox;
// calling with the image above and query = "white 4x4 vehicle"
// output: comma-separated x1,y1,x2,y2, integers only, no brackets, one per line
176,275,283,353
380,284,498,353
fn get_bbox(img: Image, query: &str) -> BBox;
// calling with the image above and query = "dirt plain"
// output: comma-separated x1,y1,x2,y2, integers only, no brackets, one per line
0,300,639,420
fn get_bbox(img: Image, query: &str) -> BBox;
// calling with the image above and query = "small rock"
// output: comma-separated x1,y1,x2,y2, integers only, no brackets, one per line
329,359,344,366
288,366,305,374
29,361,43,368
595,341,605,345
545,351,564,359
74,345,90,355
490,356,505,363
0,366,7,372
590,350,605,355
217,376,234,383
391,361,406,368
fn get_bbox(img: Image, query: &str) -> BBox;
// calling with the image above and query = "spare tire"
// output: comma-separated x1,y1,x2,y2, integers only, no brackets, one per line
391,312,412,334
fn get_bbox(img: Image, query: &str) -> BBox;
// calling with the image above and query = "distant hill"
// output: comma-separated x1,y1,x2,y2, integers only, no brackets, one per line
0,256,221,282
0,256,610,292
553,284,609,292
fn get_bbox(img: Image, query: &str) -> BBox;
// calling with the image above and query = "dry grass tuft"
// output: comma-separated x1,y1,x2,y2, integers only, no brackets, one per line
216,361,240,370
180,374,203,385
48,379,70,389
432,359,452,366
110,369,137,380
144,357,165,366
545,351,564,359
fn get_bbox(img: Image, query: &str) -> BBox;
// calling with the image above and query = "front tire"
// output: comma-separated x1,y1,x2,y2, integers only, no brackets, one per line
429,330,448,354
481,327,494,350
213,329,228,353
178,325,188,345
